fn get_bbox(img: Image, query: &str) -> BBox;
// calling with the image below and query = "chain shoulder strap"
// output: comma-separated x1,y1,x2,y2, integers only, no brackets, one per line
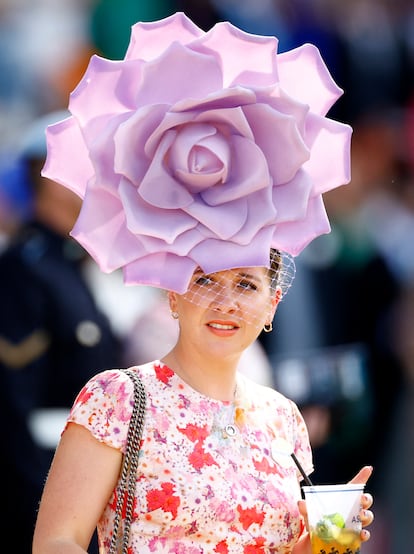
108,368,146,554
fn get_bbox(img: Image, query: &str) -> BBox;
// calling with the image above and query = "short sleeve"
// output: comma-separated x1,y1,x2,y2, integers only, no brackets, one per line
290,400,314,480
66,369,135,451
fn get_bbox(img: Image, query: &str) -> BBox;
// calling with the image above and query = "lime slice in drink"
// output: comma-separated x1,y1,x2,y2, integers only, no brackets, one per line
316,513,345,540
326,513,345,528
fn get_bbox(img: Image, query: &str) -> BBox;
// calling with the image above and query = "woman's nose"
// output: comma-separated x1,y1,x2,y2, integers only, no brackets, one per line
209,285,239,312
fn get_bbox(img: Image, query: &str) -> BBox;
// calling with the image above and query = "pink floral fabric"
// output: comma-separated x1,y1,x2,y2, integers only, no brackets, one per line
68,361,313,553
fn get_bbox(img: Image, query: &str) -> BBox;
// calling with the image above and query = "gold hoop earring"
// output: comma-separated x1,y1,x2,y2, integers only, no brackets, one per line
263,322,273,333
171,311,179,320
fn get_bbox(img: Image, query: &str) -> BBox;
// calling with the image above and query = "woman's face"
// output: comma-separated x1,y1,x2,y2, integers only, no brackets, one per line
169,266,280,357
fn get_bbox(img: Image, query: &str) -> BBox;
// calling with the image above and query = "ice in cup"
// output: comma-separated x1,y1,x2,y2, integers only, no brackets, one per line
302,483,364,554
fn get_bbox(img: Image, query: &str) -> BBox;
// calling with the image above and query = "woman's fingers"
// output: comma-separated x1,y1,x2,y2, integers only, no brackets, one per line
349,465,374,543
361,492,374,510
361,529,371,542
358,480,374,543
360,507,374,527
348,465,373,485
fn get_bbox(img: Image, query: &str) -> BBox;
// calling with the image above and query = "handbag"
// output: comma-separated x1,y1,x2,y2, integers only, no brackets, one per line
108,368,146,554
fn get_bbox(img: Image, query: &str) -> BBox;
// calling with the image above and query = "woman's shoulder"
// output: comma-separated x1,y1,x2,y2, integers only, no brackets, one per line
79,360,169,404
238,372,297,409
238,374,313,474
66,361,160,450
82,360,160,388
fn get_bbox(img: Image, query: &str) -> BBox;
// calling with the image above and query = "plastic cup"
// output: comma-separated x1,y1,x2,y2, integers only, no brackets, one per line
302,483,365,554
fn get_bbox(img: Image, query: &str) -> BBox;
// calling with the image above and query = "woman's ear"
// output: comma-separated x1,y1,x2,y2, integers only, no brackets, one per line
271,286,282,316
168,291,177,312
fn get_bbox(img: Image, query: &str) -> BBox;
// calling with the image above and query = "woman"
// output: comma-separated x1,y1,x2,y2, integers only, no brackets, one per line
33,12,373,553
32,252,373,553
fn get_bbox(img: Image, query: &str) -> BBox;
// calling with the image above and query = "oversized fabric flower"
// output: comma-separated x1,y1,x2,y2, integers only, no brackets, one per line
43,11,351,293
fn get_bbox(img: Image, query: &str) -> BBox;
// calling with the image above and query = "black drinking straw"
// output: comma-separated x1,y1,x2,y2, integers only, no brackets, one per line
291,452,314,486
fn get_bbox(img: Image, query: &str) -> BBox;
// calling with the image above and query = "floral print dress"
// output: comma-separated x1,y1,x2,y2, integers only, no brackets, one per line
68,361,313,553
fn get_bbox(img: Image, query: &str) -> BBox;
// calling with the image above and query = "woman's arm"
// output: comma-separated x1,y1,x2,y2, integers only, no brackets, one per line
33,422,122,554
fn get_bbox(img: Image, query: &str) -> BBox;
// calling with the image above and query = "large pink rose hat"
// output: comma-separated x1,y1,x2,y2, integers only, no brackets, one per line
43,11,352,293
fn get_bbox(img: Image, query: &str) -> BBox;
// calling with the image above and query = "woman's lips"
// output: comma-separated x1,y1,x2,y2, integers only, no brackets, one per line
206,321,240,333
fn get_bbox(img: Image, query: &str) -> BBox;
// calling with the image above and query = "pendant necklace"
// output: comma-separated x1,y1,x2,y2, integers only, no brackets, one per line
219,384,239,439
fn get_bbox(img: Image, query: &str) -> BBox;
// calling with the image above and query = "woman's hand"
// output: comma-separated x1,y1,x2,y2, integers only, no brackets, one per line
348,465,374,541
297,465,374,552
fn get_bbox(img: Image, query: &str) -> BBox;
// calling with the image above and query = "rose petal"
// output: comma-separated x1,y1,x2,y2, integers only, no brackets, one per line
191,188,276,247
138,130,194,208
123,251,198,293
135,42,223,107
233,187,277,244
191,226,275,274
173,86,256,113
71,185,145,271
201,135,271,206
192,21,279,88
272,195,330,255
303,114,352,194
175,155,225,191
69,56,143,131
272,170,313,223
184,196,247,239
277,43,343,115
119,178,197,243
171,123,230,191
89,113,132,189
114,104,168,184
258,85,308,136
144,110,196,159
137,226,206,256
42,117,93,197
243,102,310,184
195,105,254,139
125,12,204,61
146,103,254,159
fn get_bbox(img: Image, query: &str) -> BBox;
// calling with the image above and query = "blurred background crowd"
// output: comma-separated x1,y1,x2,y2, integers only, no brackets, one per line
0,0,413,552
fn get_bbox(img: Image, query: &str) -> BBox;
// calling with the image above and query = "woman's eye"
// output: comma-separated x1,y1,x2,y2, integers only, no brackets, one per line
194,275,214,286
238,280,258,291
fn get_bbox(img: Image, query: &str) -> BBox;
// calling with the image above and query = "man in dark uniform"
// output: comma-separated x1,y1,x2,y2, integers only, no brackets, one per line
0,112,122,553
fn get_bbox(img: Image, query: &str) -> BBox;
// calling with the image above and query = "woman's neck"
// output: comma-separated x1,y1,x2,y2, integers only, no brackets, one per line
162,346,239,401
